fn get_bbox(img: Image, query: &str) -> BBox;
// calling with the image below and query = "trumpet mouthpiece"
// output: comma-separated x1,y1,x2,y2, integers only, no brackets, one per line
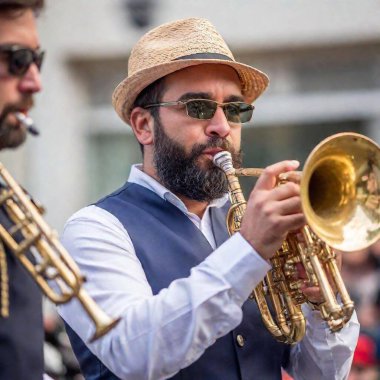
213,151,234,174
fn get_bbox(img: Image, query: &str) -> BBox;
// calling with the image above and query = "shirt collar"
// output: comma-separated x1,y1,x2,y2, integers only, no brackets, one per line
128,164,229,213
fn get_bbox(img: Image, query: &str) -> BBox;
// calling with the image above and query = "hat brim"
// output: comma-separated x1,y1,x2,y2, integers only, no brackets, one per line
112,58,269,126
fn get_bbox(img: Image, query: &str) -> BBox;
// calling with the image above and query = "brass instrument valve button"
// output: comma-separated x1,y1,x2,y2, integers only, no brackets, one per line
236,334,245,347
289,280,302,291
234,215,242,224
283,263,296,277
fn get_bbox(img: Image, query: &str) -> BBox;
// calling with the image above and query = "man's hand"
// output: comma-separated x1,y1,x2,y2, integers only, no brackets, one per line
240,160,306,261
299,250,343,304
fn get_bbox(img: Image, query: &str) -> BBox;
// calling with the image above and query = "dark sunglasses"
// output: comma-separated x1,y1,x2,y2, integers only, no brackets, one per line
144,99,254,123
0,44,45,76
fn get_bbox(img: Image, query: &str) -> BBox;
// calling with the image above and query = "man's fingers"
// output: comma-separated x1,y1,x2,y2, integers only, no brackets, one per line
270,182,300,202
255,160,300,191
278,170,302,184
280,213,306,232
277,197,303,216
301,286,324,303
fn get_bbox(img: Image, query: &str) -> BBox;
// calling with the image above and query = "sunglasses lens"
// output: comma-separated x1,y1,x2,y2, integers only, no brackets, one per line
183,100,253,123
186,100,217,120
9,49,33,76
222,103,253,123
224,104,242,123
35,51,44,70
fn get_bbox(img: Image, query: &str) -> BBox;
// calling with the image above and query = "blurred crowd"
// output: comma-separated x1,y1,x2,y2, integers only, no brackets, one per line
343,241,380,380
43,300,83,380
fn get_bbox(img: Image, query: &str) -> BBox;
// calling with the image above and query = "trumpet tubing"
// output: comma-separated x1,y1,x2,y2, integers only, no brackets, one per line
0,162,120,341
214,132,380,344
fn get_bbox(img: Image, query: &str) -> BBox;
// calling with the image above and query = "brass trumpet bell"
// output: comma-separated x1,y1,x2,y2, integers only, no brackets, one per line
301,132,380,251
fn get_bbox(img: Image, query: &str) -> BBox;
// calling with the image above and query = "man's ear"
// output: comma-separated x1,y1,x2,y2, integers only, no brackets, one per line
129,107,154,146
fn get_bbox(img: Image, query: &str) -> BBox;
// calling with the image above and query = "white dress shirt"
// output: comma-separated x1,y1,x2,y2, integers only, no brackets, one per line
59,164,359,380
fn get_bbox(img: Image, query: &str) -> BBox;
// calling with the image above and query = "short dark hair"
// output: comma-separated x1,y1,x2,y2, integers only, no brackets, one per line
133,77,166,118
132,77,166,154
0,0,44,16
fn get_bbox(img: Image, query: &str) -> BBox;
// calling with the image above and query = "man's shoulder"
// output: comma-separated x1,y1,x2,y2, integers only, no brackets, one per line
95,181,132,205
61,204,130,246
64,205,120,230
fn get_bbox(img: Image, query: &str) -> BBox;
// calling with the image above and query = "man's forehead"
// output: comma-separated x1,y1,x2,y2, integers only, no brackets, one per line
0,9,39,48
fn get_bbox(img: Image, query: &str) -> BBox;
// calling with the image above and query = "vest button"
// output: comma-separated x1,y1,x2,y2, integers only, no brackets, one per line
236,334,245,347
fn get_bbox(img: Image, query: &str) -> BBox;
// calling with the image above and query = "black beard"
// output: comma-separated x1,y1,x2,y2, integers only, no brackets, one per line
153,118,242,202
0,105,27,150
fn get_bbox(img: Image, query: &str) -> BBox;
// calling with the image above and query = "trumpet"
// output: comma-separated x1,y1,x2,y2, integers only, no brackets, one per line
0,162,120,342
214,132,380,344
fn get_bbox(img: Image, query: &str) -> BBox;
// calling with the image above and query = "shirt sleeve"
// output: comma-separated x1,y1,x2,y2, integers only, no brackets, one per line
286,304,360,380
58,205,271,380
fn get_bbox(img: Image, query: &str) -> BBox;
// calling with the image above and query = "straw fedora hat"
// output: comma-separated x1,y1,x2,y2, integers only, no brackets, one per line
112,17,269,125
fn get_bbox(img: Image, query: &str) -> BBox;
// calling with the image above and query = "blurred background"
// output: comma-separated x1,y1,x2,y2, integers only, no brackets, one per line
2,0,380,378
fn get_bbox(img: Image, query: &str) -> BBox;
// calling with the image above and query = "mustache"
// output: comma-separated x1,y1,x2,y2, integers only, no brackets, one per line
0,98,34,120
0,98,35,134
190,137,233,159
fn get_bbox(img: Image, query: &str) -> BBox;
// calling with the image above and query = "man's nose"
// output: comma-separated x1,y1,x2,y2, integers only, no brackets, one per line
18,64,42,93
205,106,231,138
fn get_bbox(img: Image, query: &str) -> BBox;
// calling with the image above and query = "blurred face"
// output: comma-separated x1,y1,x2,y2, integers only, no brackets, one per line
152,64,244,201
0,9,42,149
348,366,379,380
342,248,370,267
